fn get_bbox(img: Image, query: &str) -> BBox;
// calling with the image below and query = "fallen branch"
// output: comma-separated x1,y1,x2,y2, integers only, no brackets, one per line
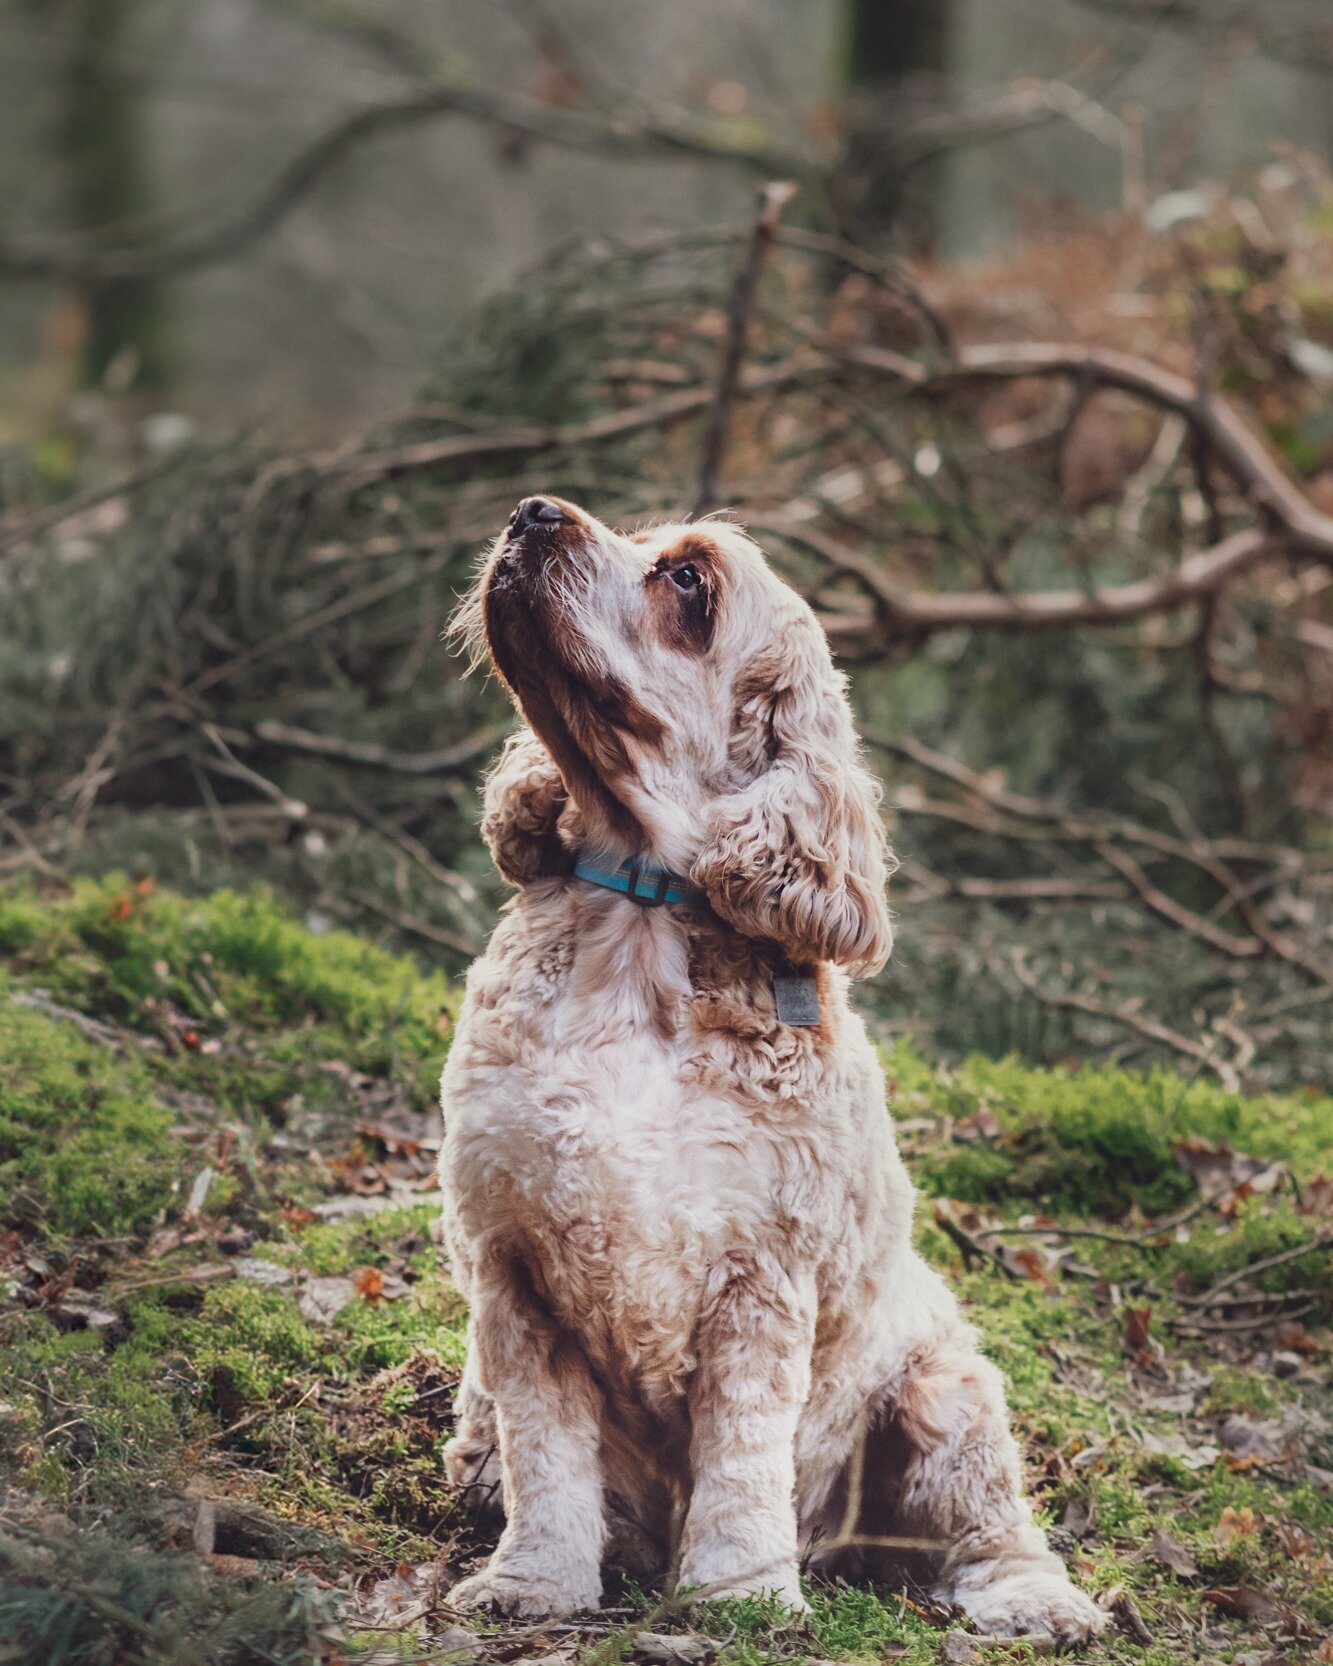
251,719,505,777
1168,1301,1317,1334
1008,950,1244,1088
0,86,806,287
866,731,1331,988
845,340,1333,560
333,351,821,490
775,518,1285,636
1178,1236,1333,1309
690,181,795,518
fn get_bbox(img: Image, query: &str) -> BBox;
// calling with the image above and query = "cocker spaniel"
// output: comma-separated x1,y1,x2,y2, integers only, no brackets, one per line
438,496,1104,1644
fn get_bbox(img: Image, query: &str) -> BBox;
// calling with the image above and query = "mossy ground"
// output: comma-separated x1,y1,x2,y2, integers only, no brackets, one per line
1,879,1329,1665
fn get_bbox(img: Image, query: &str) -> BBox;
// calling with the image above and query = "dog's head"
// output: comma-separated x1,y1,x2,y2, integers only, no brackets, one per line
453,496,893,976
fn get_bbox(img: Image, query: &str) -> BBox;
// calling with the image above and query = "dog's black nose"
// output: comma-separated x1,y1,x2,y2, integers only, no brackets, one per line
510,497,567,535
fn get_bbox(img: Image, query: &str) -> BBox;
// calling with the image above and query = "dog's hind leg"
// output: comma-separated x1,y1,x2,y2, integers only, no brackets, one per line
444,1331,504,1520
883,1336,1106,1646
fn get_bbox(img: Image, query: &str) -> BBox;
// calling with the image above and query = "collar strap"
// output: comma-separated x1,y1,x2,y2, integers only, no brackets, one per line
572,851,705,909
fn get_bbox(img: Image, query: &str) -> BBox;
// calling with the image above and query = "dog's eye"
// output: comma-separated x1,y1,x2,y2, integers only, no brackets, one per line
671,564,702,592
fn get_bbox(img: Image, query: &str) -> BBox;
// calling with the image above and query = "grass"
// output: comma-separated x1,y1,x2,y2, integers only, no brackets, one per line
0,878,1329,1665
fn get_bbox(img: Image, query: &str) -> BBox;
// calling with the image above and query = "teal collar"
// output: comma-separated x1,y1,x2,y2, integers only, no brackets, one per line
572,850,705,909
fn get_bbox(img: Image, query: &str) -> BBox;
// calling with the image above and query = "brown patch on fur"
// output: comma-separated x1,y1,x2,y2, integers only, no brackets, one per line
893,1343,990,1453
504,1224,693,1545
727,648,784,777
483,567,652,844
684,915,836,1049
647,533,721,656
481,732,571,885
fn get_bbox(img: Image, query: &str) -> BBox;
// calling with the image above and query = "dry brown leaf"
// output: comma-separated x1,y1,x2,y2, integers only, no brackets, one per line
952,1110,999,1142
297,1273,357,1325
1149,1526,1198,1578
1273,1319,1318,1353
1123,1305,1157,1362
1298,1175,1333,1218
1140,1431,1220,1470
1276,1521,1314,1558
354,1266,385,1303
1219,1415,1284,1462
1214,1506,1263,1549
1201,1585,1283,1626
1003,1245,1055,1286
634,1635,712,1665
1173,1137,1286,1204
356,1562,438,1630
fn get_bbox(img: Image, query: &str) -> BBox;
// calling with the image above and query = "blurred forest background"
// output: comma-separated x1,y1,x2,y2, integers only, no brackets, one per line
1,0,1332,1088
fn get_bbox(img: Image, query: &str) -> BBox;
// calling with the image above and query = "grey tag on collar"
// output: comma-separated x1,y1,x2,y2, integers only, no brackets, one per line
773,975,821,1027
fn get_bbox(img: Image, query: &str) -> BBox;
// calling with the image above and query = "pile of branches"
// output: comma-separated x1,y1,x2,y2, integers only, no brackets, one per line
1,177,1330,1086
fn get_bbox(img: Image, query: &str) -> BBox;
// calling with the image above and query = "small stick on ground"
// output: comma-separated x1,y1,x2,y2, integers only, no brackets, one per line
1177,1235,1333,1309
933,1199,1021,1280
689,180,795,518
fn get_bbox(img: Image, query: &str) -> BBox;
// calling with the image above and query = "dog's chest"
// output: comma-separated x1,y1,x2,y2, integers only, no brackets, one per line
440,904,846,1398
444,1019,811,1400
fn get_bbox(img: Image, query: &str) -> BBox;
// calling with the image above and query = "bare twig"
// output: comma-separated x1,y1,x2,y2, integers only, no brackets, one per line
339,890,480,958
1178,1236,1333,1308
1008,950,1243,1088
0,87,807,287
1168,1301,1317,1334
337,350,820,491
932,1199,1022,1279
251,719,505,777
690,182,795,518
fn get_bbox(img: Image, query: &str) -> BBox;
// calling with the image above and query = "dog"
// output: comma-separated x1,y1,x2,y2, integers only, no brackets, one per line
438,496,1105,1643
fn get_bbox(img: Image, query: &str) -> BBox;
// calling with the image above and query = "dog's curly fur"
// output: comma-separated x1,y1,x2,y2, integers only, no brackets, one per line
438,500,1105,1643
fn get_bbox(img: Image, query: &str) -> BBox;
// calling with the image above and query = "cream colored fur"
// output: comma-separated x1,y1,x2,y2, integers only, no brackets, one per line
438,504,1105,1644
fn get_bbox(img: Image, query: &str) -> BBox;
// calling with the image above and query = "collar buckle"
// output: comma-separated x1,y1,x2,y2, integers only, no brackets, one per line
623,859,671,907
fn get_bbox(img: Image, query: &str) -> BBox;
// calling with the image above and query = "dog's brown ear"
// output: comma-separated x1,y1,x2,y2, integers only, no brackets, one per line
690,609,894,976
481,727,571,885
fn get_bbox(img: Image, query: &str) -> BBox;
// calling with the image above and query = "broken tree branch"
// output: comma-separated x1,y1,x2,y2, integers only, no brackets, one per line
690,181,796,518
250,719,505,777
1008,950,1245,1088
0,85,807,286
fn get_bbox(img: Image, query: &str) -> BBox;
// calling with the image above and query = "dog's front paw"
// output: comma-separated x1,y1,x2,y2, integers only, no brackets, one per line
952,1566,1106,1646
447,1562,601,1618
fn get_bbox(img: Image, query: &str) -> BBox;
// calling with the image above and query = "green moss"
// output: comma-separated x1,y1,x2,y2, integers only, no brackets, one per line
186,1283,326,1410
333,1273,468,1374
0,1006,177,1236
2,877,454,1096
890,1039,1332,1215
0,1309,197,1502
282,1203,439,1277
0,879,460,1246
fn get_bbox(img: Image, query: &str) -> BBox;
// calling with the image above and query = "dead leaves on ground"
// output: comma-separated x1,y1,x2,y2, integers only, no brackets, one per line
1149,1527,1199,1579
1172,1138,1287,1211
1201,1584,1286,1627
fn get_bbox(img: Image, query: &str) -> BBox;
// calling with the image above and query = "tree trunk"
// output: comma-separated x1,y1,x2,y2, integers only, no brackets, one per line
837,0,952,248
58,0,171,390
